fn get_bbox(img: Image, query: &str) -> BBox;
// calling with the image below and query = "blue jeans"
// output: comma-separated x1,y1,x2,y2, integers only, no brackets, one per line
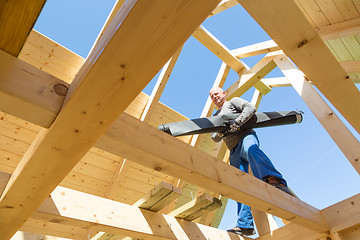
229,131,287,229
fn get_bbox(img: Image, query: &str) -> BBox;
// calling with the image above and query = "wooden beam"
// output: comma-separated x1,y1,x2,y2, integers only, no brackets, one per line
192,25,247,73
317,17,360,41
340,61,360,73
321,194,360,233
232,40,281,58
95,113,330,233
168,193,221,221
141,46,183,123
31,186,249,240
0,49,68,128
0,0,221,238
134,181,182,212
225,52,276,99
0,0,46,56
237,0,360,135
274,54,360,175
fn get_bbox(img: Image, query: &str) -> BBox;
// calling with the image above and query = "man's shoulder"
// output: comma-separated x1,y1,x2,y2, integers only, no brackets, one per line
229,97,247,105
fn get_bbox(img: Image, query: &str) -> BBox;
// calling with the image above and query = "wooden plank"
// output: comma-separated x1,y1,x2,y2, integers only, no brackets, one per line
95,113,330,233
328,39,354,61
317,17,360,40
30,186,250,240
296,0,330,27
274,54,360,175
321,194,360,232
0,50,68,128
315,0,344,24
237,0,360,135
0,1,221,238
332,0,360,20
232,40,281,58
192,25,247,73
225,51,277,99
0,0,46,56
342,36,360,60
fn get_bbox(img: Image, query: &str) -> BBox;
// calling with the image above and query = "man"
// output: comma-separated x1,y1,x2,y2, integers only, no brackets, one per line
209,87,294,236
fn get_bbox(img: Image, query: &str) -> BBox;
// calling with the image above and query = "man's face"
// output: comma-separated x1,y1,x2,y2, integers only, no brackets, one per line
210,88,226,108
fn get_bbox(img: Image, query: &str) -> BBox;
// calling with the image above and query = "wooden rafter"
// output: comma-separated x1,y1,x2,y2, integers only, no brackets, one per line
0,0,221,238
141,46,183,123
237,0,360,135
0,0,46,56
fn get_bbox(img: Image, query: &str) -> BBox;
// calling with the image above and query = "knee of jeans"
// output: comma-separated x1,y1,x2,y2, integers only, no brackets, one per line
243,143,259,154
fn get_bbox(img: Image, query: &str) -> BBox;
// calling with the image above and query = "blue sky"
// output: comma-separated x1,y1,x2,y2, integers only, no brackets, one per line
33,0,360,236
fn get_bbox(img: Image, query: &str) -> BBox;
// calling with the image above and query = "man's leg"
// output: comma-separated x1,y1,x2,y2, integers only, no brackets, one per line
240,132,287,186
241,132,295,196
229,144,254,231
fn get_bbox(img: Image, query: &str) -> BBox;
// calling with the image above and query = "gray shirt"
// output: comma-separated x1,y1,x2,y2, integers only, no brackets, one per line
211,98,256,150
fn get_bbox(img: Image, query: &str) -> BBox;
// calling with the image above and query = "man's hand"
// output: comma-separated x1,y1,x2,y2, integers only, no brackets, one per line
228,120,241,133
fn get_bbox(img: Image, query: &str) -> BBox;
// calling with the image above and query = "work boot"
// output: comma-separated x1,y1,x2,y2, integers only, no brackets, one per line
227,226,255,236
265,176,295,197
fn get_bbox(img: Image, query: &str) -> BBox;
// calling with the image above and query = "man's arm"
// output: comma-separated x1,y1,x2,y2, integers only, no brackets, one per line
231,98,256,126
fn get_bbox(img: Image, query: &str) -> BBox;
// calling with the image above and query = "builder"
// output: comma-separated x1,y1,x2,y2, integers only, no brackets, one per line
210,86,294,236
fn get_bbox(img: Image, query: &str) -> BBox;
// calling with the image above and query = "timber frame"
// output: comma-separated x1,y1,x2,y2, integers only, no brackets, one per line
0,0,359,239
